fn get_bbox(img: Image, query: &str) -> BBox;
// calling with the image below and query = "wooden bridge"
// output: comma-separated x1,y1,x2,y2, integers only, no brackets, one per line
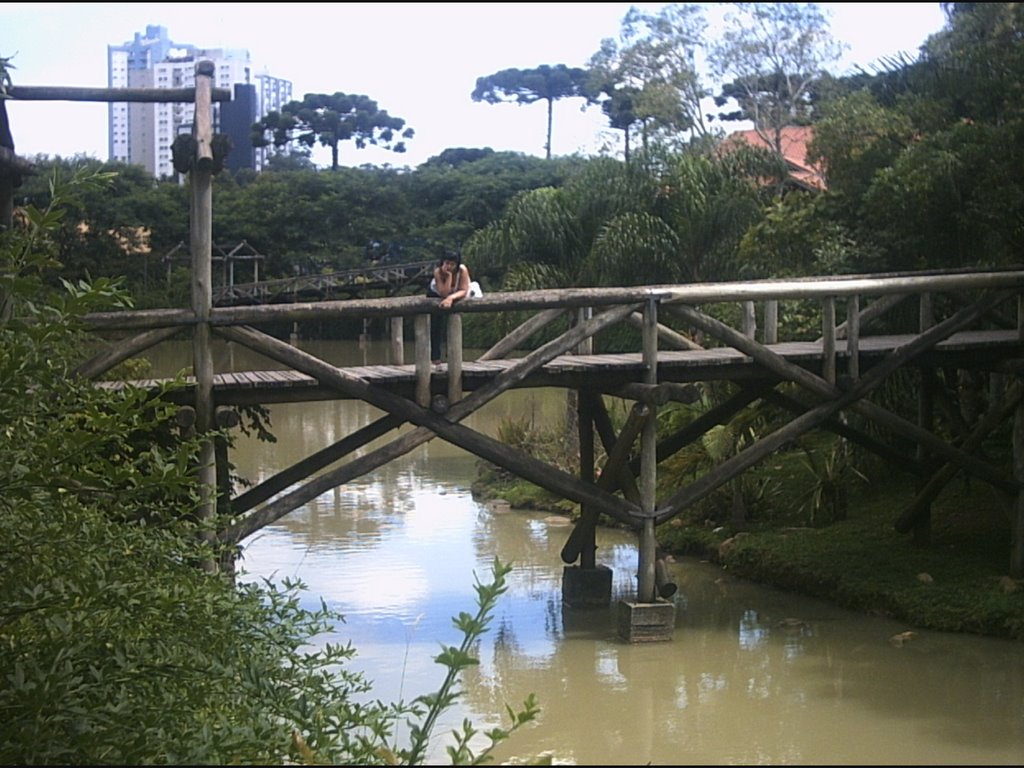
14,61,1024,642
81,268,1024,641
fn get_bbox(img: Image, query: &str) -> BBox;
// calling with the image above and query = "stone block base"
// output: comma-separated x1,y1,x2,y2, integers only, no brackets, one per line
616,598,676,643
562,565,612,608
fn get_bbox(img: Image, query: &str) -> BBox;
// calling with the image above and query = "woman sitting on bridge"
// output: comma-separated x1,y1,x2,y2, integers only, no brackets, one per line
427,251,472,363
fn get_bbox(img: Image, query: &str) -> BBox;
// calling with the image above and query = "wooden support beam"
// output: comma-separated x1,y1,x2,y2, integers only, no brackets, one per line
73,326,184,380
477,307,566,361
760,388,925,475
896,380,1023,533
629,383,774,473
668,297,1018,496
1014,394,1024,578
230,414,404,515
655,292,1019,523
829,292,907,340
447,313,463,403
591,396,643,505
562,398,650,565
218,303,641,544
627,311,702,351
8,84,232,103
638,299,660,602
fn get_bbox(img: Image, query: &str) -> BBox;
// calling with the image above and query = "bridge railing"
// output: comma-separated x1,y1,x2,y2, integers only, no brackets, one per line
212,260,437,306
80,265,1024,409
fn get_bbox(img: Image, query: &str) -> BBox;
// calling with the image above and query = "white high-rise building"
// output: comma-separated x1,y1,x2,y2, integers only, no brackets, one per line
107,26,292,178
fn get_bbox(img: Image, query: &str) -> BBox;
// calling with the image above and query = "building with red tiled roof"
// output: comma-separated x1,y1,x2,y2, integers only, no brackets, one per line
723,125,827,191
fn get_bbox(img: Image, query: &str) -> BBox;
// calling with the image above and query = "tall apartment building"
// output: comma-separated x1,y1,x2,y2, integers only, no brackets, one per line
107,25,293,178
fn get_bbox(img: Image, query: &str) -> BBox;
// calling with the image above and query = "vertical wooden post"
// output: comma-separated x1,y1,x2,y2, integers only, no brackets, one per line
577,307,593,354
915,292,935,545
1015,296,1024,577
763,299,778,345
822,296,836,385
0,173,12,231
1013,401,1024,578
213,407,240,518
190,60,217,573
638,298,659,602
571,307,595,568
447,312,463,403
390,316,404,365
846,294,860,380
578,390,596,569
415,313,431,407
741,300,756,339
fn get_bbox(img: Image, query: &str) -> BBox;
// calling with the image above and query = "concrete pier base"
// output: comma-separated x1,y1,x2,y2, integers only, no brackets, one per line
562,565,612,608
616,598,675,643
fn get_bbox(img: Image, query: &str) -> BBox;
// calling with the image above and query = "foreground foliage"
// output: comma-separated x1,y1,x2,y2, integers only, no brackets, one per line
0,169,537,764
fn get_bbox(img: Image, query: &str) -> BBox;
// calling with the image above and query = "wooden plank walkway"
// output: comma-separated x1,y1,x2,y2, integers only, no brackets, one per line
102,328,1024,405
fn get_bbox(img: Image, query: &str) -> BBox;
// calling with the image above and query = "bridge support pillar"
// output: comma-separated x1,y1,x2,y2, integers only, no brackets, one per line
562,565,612,608
616,598,675,643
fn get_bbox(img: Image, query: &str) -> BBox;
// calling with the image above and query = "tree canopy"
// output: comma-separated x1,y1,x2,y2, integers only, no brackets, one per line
471,64,593,159
709,2,846,154
252,92,414,170
588,3,710,161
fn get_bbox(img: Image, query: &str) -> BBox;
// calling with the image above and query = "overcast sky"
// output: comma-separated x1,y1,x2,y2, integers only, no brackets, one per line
1,2,948,168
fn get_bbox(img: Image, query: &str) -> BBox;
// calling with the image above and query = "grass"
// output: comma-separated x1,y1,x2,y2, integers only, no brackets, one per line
657,470,1024,640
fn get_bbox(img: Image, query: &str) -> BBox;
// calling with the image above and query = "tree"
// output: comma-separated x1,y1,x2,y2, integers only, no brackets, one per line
471,64,593,160
709,2,846,155
252,92,414,171
464,147,771,293
587,3,711,161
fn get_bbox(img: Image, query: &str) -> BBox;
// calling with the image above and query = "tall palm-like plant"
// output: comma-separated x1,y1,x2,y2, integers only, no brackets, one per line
465,146,776,292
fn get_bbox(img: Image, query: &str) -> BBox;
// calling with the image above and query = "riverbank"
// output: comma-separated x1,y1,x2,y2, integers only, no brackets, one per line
472,468,1024,642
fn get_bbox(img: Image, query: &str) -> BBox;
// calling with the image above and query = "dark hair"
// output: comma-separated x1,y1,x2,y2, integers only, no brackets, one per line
440,250,462,268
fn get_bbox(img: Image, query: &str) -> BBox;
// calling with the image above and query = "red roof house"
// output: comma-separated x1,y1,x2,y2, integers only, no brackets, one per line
723,125,827,192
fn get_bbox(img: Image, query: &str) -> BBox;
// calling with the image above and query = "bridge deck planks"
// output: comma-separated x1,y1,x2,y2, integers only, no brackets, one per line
98,329,1024,405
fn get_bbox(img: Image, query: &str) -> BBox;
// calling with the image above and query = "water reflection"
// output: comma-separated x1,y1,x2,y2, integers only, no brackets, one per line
143,339,1024,765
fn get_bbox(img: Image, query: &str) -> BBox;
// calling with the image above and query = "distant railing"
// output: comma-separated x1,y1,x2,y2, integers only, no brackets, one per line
212,259,436,306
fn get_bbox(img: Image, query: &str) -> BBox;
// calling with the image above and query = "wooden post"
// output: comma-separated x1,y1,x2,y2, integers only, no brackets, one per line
822,296,836,385
415,313,431,407
0,173,12,231
847,294,860,380
763,299,778,345
741,300,756,339
1014,392,1024,578
577,307,598,573
214,406,239,520
190,60,217,573
915,293,935,545
447,312,463,403
1015,296,1024,578
578,389,596,569
638,298,659,602
577,307,593,354
390,316,404,365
